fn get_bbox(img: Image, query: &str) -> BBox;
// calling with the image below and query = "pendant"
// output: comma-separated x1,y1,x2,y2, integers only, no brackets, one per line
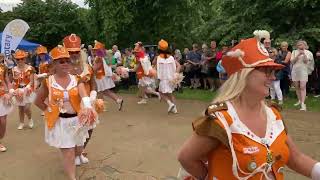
266,151,273,164
247,160,257,172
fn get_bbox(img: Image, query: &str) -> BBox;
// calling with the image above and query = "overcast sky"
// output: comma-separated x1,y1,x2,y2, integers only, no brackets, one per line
0,0,88,12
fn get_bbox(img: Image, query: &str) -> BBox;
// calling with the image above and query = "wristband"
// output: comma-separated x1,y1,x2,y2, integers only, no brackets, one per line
9,89,15,95
82,97,92,108
312,162,320,180
89,90,97,102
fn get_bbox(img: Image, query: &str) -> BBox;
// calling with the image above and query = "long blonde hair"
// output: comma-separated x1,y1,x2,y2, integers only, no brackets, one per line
212,68,254,104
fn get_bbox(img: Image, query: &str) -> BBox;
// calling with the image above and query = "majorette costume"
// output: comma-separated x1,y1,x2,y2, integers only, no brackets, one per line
12,50,36,106
156,39,177,94
44,46,99,149
92,41,115,92
134,42,155,88
63,34,94,95
192,31,292,180
35,45,50,88
0,63,13,116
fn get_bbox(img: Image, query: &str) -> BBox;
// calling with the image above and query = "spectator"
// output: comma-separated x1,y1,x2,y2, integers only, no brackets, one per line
314,47,320,97
278,41,292,97
269,48,284,104
186,44,201,89
291,40,314,111
124,48,137,86
200,44,209,89
204,41,222,91
112,45,122,66
182,48,190,86
263,38,272,51
174,49,183,66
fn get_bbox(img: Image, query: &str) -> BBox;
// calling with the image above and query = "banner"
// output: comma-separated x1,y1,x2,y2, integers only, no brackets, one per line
1,19,30,58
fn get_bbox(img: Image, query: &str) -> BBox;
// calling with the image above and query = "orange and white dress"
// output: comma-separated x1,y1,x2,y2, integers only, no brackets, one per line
0,64,13,116
192,101,289,180
12,65,35,106
44,74,89,148
94,57,114,92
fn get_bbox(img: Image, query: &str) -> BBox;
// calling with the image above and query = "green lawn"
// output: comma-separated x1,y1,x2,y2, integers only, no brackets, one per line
118,86,320,112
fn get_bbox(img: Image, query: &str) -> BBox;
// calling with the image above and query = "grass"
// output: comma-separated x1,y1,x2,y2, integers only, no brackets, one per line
117,86,320,112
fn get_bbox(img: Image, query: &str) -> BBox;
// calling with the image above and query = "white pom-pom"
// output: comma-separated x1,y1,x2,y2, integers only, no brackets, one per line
57,45,63,48
253,30,270,40
226,49,245,58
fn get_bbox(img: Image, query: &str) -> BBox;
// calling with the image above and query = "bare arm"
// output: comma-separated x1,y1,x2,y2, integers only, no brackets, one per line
78,82,89,98
287,135,317,178
283,52,292,64
178,133,219,179
175,60,181,73
34,80,49,111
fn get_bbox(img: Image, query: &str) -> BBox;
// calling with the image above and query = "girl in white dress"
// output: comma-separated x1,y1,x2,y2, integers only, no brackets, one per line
290,40,314,111
156,39,181,113
0,53,14,152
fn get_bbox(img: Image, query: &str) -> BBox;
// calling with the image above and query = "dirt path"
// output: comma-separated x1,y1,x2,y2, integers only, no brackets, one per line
0,94,319,180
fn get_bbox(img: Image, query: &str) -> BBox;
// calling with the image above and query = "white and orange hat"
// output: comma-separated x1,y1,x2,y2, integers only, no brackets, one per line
14,49,28,59
36,45,48,55
221,30,284,76
63,34,81,52
50,45,70,60
92,40,105,50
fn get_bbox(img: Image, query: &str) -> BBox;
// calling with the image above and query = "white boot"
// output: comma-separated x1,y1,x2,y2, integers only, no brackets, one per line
300,103,307,111
28,119,34,129
137,99,147,104
294,101,301,106
167,101,175,113
80,154,89,164
75,156,81,166
17,123,24,130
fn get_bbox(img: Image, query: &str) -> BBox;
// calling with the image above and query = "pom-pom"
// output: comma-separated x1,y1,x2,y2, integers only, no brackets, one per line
78,108,98,126
94,99,105,113
253,30,270,41
112,73,121,82
148,68,157,78
115,66,129,79
170,73,184,88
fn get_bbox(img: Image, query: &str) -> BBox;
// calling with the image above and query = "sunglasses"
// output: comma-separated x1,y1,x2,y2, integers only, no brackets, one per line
16,58,25,61
57,59,71,64
255,67,276,77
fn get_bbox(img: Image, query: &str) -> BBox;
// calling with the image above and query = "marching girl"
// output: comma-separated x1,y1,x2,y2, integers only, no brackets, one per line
155,39,181,113
91,40,123,111
133,42,160,104
178,31,320,180
34,45,98,180
12,50,35,130
0,53,14,152
35,45,51,80
63,34,97,164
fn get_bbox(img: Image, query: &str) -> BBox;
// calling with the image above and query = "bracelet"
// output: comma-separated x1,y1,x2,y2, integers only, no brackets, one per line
312,162,320,180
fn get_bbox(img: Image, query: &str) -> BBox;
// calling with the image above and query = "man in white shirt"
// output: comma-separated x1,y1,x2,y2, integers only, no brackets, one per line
112,45,122,65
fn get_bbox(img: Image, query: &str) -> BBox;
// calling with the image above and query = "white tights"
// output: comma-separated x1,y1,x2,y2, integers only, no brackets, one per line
270,80,283,101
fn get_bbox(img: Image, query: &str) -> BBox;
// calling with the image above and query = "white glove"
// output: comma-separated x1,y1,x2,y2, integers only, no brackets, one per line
312,162,320,180
82,97,92,108
89,90,97,102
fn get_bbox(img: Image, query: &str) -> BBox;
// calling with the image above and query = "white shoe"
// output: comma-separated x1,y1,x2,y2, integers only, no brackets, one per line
314,94,320,98
75,156,81,166
17,123,24,130
28,119,34,129
172,105,178,114
168,103,175,113
294,101,301,106
300,103,307,111
117,99,123,111
137,99,147,104
41,112,45,116
80,154,89,164
278,100,283,105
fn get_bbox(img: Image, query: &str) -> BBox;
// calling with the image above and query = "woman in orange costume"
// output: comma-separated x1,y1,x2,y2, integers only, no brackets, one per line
12,50,35,130
178,30,320,180
35,45,97,180
0,53,14,152
63,34,97,165
91,40,123,111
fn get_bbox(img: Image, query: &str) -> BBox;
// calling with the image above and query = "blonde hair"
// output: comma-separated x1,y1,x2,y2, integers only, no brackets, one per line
296,40,309,50
212,68,254,104
280,41,288,47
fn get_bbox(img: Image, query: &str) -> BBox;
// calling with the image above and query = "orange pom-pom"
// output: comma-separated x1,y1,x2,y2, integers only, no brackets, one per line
148,68,157,77
94,99,105,113
78,108,98,126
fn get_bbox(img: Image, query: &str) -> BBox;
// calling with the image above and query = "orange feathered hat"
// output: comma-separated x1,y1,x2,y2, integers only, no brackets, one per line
50,45,70,60
158,39,168,51
93,40,105,50
63,34,81,52
36,45,48,55
221,30,284,76
14,49,28,59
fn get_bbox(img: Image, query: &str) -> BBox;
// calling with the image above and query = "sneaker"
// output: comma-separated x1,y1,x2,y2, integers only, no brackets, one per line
300,103,307,111
172,105,178,114
0,144,7,152
278,100,283,105
294,101,301,106
17,123,24,130
75,156,81,166
28,119,34,129
80,154,89,164
168,103,175,114
314,94,320,98
117,99,124,111
137,99,147,104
